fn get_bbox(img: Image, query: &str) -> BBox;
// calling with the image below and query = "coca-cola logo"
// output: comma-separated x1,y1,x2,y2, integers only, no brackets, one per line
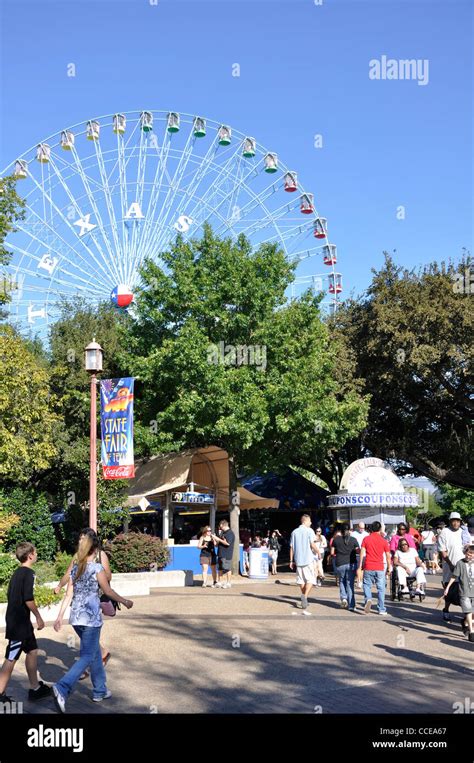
103,466,134,478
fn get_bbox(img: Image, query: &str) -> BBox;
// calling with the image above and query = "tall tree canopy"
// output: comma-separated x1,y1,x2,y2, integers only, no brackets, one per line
332,253,473,489
43,300,130,524
0,325,60,485
122,226,368,478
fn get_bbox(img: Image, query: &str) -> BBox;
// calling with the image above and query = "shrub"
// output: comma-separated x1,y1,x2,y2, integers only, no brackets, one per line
33,585,62,609
54,552,73,579
1,489,56,561
105,533,170,573
0,553,19,586
0,584,61,607
33,561,57,585
0,512,20,545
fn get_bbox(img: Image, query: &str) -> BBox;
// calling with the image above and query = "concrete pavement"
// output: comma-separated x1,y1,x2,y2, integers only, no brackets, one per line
2,572,473,714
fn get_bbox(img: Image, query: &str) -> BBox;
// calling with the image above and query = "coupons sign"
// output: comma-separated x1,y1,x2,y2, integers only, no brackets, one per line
328,493,418,508
100,378,135,479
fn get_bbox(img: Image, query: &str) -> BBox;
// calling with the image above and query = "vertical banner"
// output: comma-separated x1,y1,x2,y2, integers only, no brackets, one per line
100,377,135,479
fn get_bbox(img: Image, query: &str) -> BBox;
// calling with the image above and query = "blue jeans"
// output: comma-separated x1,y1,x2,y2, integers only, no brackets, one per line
336,563,356,609
363,570,386,612
55,625,107,700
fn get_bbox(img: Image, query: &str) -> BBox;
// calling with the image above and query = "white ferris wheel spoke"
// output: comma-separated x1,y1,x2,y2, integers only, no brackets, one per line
92,139,125,284
136,130,173,276
39,152,118,284
150,127,196,249
24,167,121,288
68,146,124,285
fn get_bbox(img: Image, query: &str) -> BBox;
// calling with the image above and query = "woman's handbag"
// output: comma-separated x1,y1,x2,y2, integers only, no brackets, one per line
100,594,120,617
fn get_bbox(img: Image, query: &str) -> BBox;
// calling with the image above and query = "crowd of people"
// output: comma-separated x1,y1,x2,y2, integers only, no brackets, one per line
288,513,474,641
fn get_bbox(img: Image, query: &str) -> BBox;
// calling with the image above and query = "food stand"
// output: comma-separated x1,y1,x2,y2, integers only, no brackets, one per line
328,457,419,531
126,447,277,574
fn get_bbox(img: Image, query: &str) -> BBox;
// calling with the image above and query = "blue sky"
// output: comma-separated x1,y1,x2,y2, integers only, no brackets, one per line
0,0,472,299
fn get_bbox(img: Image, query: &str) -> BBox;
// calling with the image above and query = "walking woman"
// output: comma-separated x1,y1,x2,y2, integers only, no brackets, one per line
313,527,327,586
197,526,218,587
55,528,112,673
52,530,133,713
268,530,281,575
330,523,359,610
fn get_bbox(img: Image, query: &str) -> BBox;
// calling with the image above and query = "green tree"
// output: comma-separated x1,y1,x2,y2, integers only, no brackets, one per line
0,512,20,547
437,484,474,521
0,326,60,485
126,227,367,472
43,299,130,528
124,227,369,568
332,253,473,489
0,175,25,316
1,488,57,561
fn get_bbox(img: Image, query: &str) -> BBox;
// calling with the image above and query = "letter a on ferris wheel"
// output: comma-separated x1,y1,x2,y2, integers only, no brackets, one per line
2,110,342,332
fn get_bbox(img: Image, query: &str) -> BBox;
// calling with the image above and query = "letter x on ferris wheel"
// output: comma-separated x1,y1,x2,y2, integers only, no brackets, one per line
2,110,342,333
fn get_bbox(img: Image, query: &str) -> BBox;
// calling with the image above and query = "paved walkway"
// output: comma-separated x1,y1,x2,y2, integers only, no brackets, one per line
3,573,473,714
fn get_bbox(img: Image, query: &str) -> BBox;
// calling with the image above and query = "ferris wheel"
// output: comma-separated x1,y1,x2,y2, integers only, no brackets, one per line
1,110,342,333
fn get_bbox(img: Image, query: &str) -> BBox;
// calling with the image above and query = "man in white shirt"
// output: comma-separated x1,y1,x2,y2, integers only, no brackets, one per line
289,515,319,615
438,512,465,586
351,522,369,549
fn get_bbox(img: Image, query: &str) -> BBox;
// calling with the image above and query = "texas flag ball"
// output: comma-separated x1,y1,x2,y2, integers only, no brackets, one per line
111,284,134,308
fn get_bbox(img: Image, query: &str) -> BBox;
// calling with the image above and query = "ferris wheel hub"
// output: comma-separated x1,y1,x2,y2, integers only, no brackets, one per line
111,284,134,308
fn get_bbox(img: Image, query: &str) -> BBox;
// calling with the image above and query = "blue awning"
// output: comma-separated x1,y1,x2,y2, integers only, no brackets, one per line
241,468,329,510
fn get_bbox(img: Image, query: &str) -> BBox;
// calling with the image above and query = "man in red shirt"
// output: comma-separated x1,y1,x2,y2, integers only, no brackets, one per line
357,521,391,615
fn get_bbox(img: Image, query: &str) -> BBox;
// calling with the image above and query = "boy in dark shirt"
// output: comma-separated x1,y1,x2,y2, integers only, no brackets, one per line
0,542,51,704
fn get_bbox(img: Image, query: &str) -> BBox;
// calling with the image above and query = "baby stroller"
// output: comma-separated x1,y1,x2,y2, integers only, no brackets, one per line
390,567,425,602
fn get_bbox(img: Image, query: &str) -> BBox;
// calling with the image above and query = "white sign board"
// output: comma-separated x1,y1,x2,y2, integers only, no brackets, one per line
328,493,418,508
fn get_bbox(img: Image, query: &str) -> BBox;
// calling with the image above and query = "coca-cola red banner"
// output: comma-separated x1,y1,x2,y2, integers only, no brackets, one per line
100,378,135,480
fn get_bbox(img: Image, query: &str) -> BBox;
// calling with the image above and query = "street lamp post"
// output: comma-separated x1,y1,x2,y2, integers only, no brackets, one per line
85,339,103,532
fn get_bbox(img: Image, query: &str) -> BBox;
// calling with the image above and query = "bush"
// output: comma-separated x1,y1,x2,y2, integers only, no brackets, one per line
0,584,61,607
54,552,73,579
0,553,19,586
1,489,57,561
105,533,170,573
33,585,62,608
0,512,20,545
33,561,57,585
